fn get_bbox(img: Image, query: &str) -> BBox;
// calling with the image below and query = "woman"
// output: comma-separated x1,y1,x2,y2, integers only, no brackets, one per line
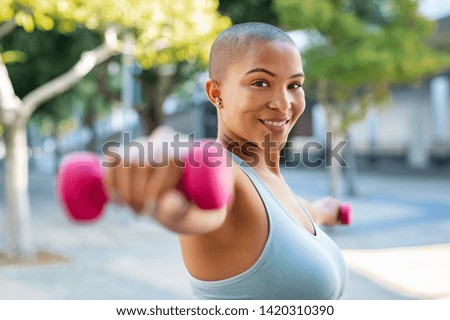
105,22,348,300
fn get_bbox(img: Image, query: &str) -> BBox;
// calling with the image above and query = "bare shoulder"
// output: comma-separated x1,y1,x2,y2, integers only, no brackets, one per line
178,154,269,281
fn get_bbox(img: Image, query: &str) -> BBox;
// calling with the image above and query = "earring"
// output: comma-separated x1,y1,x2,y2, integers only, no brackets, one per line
216,99,222,106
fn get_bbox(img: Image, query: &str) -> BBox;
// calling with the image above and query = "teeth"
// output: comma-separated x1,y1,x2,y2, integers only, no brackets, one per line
264,120,285,127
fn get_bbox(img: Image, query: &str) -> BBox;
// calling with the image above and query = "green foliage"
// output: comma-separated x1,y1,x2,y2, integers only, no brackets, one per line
0,49,27,63
1,0,231,68
218,0,278,24
275,0,335,32
1,26,105,132
2,27,103,98
274,0,450,133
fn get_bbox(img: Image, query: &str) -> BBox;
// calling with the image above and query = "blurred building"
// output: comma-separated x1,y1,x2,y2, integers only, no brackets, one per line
343,15,450,169
348,75,450,168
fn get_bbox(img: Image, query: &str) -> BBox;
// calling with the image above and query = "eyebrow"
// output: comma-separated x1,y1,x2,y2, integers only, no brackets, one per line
245,67,304,79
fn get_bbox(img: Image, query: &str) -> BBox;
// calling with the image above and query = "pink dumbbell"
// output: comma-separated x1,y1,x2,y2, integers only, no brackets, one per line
56,140,233,223
339,203,352,225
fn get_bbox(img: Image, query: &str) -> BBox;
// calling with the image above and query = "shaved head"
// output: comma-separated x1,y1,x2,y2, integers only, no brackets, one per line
209,22,298,81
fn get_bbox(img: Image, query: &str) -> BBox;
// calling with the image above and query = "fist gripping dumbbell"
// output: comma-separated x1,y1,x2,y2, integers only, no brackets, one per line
56,140,233,223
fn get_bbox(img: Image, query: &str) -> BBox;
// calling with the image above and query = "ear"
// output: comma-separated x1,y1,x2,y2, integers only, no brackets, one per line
205,79,223,108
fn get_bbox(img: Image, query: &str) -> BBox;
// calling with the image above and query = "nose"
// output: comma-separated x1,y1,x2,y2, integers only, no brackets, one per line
267,88,291,112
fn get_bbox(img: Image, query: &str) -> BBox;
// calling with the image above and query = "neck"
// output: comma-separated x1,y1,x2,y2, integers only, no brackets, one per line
217,131,283,176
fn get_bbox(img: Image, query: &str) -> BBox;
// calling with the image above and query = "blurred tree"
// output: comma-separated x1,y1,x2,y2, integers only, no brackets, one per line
0,0,230,259
274,0,450,196
138,61,198,135
1,26,113,154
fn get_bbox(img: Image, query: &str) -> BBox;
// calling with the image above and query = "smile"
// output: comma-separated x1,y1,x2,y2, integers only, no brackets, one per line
259,119,290,127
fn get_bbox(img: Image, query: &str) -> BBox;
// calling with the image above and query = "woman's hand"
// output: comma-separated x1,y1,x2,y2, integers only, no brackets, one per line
102,126,229,235
312,196,342,226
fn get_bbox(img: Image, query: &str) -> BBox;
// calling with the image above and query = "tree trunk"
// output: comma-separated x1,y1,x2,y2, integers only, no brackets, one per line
0,20,16,39
327,148,341,197
0,30,117,259
343,132,358,196
50,120,63,173
3,124,33,258
138,104,162,136
139,68,177,136
83,102,97,152
27,125,36,171
325,111,342,198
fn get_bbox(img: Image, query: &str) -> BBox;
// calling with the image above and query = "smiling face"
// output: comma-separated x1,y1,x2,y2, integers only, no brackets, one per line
206,40,306,152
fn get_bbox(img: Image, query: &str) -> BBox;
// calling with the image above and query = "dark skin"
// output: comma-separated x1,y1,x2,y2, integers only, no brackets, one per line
104,40,342,281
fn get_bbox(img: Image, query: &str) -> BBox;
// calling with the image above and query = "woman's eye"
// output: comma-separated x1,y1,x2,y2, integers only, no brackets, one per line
289,83,303,89
252,80,269,87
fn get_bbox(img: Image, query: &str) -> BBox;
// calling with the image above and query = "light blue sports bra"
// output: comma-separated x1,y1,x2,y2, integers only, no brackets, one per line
188,151,348,300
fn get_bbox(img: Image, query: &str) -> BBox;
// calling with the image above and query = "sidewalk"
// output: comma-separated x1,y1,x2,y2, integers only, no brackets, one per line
0,165,449,299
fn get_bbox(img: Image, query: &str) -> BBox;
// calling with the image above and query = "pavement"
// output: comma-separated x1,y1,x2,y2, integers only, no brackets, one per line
0,161,449,300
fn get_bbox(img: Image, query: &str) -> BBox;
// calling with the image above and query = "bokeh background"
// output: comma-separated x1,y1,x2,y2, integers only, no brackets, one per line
0,0,449,299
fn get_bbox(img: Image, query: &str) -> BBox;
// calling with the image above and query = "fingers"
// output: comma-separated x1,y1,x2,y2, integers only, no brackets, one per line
103,153,185,214
116,161,133,206
317,196,342,226
139,190,190,228
151,190,227,234
155,157,184,198
142,165,165,202
103,154,121,203
104,156,136,207
152,190,190,223
131,164,154,212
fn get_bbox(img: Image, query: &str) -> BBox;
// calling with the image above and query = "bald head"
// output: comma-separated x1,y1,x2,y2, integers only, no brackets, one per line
209,22,298,81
